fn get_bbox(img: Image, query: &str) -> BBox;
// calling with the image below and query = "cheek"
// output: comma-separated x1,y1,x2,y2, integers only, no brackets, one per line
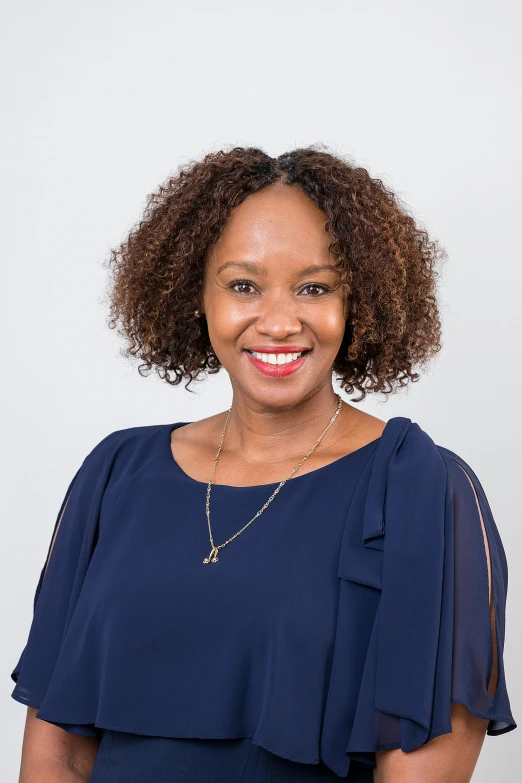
206,300,249,344
312,307,347,342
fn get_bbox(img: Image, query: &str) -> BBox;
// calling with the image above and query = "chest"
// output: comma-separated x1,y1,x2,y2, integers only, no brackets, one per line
169,427,366,487
83,462,363,658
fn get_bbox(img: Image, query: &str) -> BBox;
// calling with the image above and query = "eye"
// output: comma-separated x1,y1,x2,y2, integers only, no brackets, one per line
300,284,332,296
227,281,333,297
228,280,256,295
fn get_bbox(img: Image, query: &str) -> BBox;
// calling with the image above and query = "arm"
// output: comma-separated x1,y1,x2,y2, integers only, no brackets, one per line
374,463,498,783
17,498,100,781
374,702,489,783
18,708,99,783
11,437,119,781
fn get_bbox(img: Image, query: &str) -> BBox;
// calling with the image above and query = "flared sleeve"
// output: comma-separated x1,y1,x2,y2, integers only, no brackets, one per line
10,431,119,735
321,418,517,777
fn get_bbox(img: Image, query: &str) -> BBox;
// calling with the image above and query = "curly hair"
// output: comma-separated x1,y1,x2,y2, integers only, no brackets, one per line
102,144,446,402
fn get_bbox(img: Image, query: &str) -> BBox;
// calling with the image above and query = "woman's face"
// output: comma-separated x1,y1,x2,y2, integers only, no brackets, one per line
202,181,349,409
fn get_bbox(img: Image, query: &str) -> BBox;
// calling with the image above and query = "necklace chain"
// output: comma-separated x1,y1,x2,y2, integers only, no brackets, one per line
203,393,343,564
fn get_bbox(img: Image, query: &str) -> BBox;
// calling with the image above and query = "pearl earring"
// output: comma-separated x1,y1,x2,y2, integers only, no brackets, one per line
194,309,202,318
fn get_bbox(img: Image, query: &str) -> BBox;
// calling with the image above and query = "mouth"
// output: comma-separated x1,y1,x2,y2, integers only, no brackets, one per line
245,349,311,366
244,348,312,377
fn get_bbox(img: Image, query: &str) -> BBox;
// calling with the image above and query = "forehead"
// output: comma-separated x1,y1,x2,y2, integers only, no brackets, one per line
208,183,334,264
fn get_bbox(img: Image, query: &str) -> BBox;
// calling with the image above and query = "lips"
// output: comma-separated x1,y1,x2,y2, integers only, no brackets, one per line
245,349,311,377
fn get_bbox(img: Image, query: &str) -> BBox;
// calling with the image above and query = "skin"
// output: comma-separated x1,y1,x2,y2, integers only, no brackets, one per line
19,182,495,781
18,707,99,782
172,180,387,486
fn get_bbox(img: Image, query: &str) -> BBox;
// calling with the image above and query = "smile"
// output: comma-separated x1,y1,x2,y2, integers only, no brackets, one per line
249,350,307,365
245,349,311,377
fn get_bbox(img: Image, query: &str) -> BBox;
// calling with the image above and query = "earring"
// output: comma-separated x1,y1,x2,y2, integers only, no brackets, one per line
194,309,202,318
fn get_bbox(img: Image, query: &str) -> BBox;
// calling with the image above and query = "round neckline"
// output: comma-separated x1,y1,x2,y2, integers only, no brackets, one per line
165,419,388,490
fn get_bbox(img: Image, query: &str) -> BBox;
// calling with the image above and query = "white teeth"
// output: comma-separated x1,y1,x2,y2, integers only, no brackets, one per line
250,351,306,365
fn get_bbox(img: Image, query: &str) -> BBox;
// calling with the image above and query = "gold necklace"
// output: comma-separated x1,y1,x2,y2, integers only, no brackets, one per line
203,393,343,564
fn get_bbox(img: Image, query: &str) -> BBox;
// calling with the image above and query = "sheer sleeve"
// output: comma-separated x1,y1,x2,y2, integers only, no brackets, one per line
366,433,517,752
10,432,118,733
325,420,517,777
445,448,514,730
10,466,82,697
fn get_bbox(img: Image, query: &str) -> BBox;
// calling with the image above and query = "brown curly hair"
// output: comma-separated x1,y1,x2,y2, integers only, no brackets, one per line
102,144,446,402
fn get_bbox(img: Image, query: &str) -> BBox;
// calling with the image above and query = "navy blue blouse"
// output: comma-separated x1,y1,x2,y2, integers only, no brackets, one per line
10,416,517,778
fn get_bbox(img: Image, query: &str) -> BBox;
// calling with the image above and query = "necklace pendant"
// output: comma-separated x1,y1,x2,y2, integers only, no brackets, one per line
203,546,219,564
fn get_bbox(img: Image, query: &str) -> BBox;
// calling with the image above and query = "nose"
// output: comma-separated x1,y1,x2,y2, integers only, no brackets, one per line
254,293,303,340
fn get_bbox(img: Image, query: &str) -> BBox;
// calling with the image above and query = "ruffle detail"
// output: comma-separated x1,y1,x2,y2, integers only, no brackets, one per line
320,418,517,778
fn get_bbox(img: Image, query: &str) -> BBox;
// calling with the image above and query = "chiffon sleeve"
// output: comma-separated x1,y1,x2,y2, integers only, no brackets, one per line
444,448,514,730
10,432,118,733
365,429,516,752
328,421,517,776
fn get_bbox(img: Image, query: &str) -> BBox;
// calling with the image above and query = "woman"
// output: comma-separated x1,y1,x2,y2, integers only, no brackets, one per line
11,146,517,782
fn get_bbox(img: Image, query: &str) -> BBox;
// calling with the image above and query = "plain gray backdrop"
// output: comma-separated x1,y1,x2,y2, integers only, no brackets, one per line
2,1,521,779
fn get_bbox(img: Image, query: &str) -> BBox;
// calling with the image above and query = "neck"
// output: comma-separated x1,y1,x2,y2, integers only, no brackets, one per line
220,386,349,464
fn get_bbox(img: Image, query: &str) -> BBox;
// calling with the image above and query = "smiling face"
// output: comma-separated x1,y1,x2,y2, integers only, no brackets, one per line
201,181,349,410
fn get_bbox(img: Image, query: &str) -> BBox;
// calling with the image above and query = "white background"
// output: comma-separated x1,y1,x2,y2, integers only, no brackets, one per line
2,1,521,779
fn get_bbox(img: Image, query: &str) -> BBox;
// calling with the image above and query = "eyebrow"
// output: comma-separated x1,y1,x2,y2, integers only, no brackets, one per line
216,261,341,276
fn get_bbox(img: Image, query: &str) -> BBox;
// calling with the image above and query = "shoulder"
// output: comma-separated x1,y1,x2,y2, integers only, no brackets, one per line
82,422,170,466
394,418,489,498
60,422,173,498
393,416,473,465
